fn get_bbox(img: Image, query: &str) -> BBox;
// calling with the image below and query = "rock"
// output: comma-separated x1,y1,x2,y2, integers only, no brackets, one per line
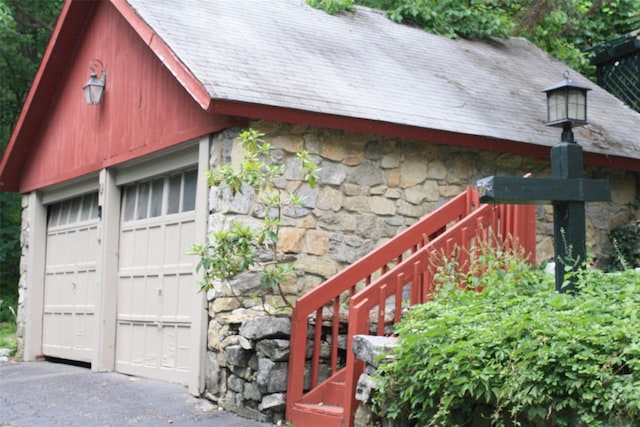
400,158,428,187
256,358,289,393
354,401,377,427
355,373,377,402
347,161,385,187
352,335,398,367
226,345,252,367
228,374,245,393
259,393,286,411
217,308,263,325
220,335,253,350
205,352,223,395
243,381,262,401
319,161,348,186
256,339,290,362
240,316,291,340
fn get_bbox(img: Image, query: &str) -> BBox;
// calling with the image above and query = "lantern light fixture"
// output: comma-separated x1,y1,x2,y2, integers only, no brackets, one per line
542,71,591,142
83,60,106,105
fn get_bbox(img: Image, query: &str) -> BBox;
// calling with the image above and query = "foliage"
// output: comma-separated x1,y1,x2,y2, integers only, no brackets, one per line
373,249,640,426
0,321,17,355
191,129,320,311
363,0,514,39
607,220,640,271
0,0,63,326
307,0,354,15
311,0,640,79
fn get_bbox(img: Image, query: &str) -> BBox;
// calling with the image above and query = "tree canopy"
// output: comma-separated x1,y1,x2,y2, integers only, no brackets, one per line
310,0,640,78
0,0,63,319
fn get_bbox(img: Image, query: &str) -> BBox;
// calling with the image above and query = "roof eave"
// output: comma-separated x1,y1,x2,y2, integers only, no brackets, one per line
206,98,640,173
111,0,211,110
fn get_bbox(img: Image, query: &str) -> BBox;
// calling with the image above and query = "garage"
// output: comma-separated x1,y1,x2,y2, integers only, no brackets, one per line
115,169,198,384
42,192,99,362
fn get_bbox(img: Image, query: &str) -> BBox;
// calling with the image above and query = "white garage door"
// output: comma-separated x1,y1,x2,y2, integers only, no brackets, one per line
42,193,99,362
115,170,198,384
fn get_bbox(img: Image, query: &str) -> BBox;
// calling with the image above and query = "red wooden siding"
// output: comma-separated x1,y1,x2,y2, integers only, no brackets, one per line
18,1,231,193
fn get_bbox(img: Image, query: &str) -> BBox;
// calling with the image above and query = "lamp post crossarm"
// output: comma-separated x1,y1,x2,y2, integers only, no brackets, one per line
477,176,611,205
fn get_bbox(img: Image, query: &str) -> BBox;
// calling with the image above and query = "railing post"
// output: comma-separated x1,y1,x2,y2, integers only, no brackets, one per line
344,299,370,427
286,307,308,420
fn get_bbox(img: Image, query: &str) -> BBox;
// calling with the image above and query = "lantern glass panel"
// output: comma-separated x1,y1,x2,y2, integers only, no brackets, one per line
547,90,567,123
83,86,94,104
567,89,586,121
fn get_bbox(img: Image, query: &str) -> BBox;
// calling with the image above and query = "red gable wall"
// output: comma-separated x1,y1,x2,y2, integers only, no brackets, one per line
18,1,232,192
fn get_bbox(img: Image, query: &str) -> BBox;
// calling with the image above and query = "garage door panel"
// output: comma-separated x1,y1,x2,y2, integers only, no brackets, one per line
144,275,162,319
116,170,197,384
163,223,181,266
119,230,135,270
178,220,196,265
43,192,98,362
147,225,164,266
176,274,193,319
133,229,149,268
174,325,191,370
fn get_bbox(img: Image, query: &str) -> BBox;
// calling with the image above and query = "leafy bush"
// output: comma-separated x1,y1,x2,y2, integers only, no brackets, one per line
374,251,640,426
0,321,17,354
607,220,640,271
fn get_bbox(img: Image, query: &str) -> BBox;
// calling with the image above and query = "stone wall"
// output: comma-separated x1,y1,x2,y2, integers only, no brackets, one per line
15,195,30,359
202,122,638,422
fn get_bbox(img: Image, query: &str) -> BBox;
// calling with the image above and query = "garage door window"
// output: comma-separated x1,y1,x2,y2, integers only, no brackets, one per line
48,193,99,227
122,170,196,222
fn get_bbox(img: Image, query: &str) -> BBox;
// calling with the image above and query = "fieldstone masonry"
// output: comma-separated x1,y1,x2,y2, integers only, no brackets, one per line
15,195,30,359
202,121,638,422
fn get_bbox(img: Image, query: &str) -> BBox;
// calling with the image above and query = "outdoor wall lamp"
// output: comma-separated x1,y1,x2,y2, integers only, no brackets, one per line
542,71,591,142
83,60,106,105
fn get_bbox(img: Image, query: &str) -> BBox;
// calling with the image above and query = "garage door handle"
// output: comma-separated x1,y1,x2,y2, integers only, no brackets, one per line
157,288,162,296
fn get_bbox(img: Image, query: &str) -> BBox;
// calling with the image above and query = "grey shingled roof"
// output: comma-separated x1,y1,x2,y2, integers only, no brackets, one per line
126,0,640,161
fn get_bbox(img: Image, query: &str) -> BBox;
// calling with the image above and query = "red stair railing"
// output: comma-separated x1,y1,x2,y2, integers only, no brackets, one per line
343,202,536,425
286,188,478,422
286,187,536,426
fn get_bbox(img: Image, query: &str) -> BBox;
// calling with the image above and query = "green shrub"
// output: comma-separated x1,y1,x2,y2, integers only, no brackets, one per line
607,220,640,271
0,321,17,354
373,252,640,426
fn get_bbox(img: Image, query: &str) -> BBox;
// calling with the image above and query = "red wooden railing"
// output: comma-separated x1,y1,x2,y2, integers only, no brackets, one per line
286,187,536,426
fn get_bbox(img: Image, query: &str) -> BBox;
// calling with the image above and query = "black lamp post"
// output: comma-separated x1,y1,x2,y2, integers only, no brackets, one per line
543,73,593,292
476,72,610,293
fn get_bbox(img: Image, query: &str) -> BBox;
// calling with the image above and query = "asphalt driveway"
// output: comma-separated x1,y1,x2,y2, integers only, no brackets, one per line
0,360,274,427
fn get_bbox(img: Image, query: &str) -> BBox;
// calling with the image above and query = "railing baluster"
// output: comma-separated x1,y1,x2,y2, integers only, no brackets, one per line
377,284,387,335
410,260,422,305
395,272,404,324
331,296,339,374
311,308,323,388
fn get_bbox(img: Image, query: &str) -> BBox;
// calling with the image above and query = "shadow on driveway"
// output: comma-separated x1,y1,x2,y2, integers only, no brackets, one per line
0,360,274,427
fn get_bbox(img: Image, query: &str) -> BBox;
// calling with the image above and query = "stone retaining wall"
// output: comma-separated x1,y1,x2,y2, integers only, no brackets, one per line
202,122,638,422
